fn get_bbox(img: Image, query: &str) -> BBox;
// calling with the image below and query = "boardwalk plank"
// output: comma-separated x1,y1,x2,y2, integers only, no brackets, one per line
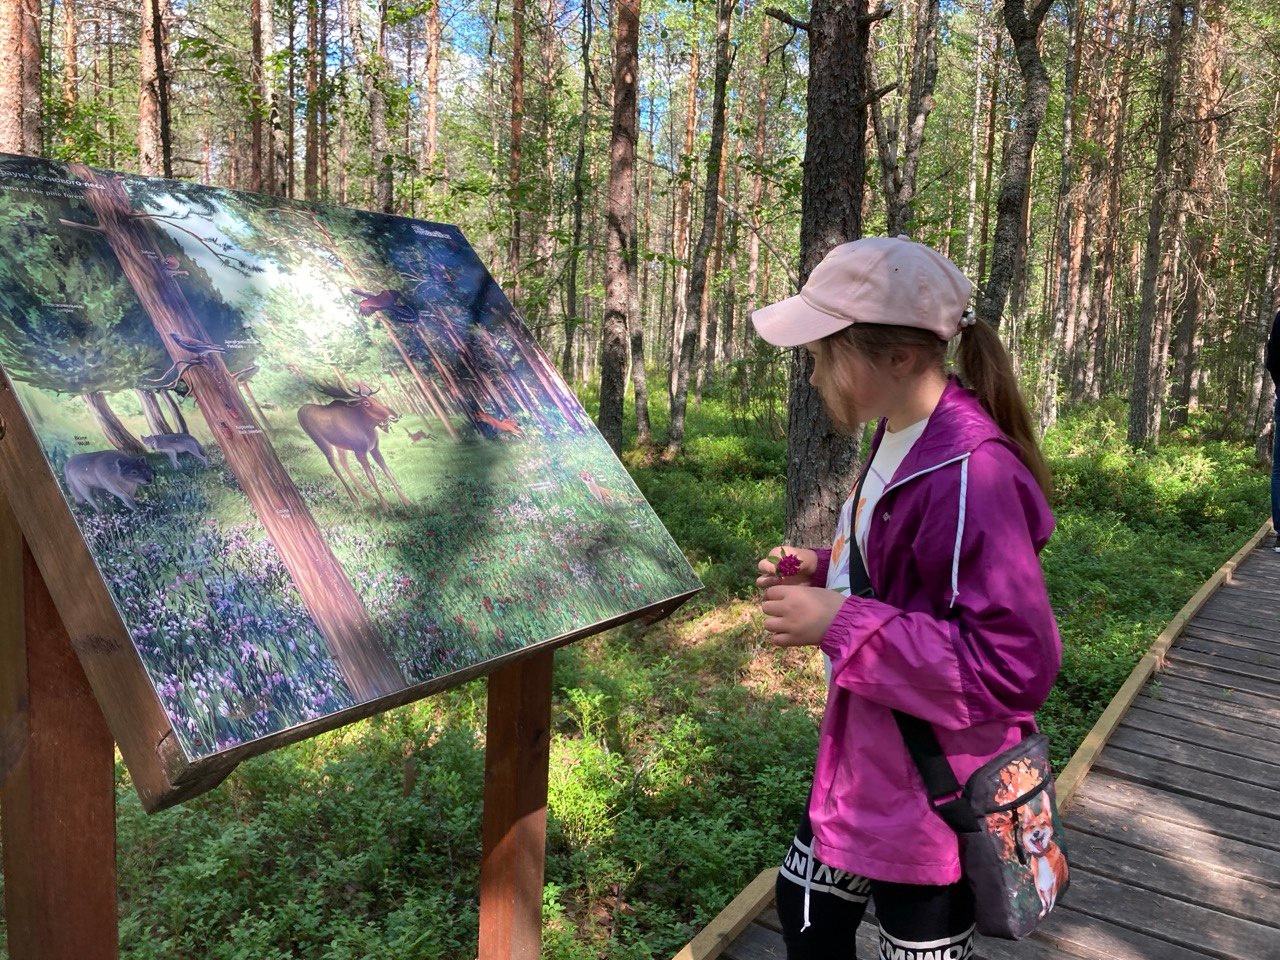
1096,744,1280,811
1156,658,1280,701
1125,702,1280,758
1153,670,1280,716
1219,566,1280,595
1181,622,1280,655
1193,607,1280,641
1210,579,1280,603
1168,646,1280,685
721,921,784,960
1023,906,1219,960
1147,676,1280,729
1106,727,1280,788
746,908,882,960
1067,792,1280,889
1072,772,1280,852
1177,633,1280,669
1056,868,1280,960
1062,829,1279,928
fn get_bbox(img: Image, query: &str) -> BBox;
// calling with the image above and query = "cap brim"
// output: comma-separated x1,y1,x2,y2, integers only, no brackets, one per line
751,295,853,348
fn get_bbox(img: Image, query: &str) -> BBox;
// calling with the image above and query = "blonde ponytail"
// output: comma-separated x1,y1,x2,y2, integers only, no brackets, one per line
955,320,1053,499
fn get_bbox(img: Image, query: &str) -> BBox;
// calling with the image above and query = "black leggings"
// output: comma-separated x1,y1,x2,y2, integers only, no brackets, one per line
775,812,975,960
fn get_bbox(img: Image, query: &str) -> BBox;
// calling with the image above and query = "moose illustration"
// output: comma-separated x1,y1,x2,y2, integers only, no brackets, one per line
297,382,412,508
351,288,417,322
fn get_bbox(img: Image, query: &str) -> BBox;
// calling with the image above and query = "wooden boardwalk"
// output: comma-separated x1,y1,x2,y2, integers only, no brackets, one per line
676,525,1280,960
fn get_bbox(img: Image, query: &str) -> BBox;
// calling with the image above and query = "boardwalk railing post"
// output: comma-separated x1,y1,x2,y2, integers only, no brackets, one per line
1,491,118,960
478,649,554,960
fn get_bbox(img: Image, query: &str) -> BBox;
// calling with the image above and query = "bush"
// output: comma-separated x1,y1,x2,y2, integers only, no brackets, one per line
0,395,1264,960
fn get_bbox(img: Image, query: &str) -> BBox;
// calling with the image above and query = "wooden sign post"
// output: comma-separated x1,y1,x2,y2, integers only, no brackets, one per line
478,650,554,960
0,491,118,959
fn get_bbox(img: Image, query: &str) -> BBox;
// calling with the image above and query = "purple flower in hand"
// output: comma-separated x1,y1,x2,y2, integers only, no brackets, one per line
776,550,801,578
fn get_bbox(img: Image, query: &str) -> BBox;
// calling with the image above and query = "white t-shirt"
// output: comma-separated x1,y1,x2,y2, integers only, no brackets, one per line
825,417,929,596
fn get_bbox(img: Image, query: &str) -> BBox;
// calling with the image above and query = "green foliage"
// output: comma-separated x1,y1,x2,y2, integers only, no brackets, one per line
0,398,1265,959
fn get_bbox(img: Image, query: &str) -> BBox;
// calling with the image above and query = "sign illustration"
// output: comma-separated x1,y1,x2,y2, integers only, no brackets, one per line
0,154,700,806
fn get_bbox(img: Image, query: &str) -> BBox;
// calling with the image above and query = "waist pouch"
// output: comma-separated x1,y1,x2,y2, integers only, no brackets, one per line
953,730,1070,939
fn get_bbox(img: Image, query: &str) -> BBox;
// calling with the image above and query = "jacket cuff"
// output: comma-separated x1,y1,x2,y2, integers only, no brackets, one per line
819,595,866,663
810,548,832,587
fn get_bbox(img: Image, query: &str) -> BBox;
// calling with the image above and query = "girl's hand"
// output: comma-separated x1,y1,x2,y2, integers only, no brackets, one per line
760,584,847,647
756,546,818,590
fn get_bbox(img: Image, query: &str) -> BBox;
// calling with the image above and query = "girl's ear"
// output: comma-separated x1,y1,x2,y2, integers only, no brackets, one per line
886,345,919,377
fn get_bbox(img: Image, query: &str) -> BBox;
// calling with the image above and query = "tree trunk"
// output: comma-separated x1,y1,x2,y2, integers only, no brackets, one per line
963,2,987,276
72,166,404,702
975,28,1002,286
775,0,876,547
669,46,701,400
629,225,652,447
508,0,526,298
160,389,187,435
345,0,394,213
83,392,146,454
1042,0,1082,434
304,0,320,199
424,0,441,178
666,0,732,458
0,0,41,155
136,388,173,436
251,0,265,191
869,0,942,236
1128,0,1185,447
139,0,173,177
563,0,594,381
599,0,639,453
745,16,770,319
61,0,78,145
976,0,1053,331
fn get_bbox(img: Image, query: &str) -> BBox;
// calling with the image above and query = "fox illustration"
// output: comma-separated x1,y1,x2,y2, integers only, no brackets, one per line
1020,794,1068,917
64,451,155,511
475,410,523,437
142,432,210,468
580,472,643,508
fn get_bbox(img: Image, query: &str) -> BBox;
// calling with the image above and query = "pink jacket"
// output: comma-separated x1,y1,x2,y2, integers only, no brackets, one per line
807,378,1061,884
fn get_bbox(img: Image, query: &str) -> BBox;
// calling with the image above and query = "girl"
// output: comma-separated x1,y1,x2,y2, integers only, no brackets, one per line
752,236,1061,959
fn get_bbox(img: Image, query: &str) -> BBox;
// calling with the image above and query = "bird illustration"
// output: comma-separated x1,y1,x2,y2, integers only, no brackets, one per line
170,332,227,356
352,288,418,322
162,254,188,278
146,334,228,388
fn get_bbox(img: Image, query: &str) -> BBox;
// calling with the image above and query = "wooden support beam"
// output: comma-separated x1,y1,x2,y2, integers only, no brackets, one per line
1,491,118,960
478,649,554,960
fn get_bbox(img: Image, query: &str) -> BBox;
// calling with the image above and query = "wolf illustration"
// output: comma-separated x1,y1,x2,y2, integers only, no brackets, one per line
142,432,210,468
1020,793,1068,917
64,451,155,511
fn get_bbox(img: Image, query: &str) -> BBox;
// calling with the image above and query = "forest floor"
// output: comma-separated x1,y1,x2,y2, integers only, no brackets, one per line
0,393,1270,960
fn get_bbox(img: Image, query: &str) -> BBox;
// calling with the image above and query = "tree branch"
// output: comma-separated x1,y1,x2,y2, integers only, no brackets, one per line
856,83,898,110
860,4,894,24
57,218,105,233
765,7,809,31
716,194,800,291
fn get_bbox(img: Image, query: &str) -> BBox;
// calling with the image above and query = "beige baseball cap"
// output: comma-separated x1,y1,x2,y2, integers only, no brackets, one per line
751,235,974,347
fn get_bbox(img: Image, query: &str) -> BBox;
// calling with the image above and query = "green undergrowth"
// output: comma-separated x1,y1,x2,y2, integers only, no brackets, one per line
0,393,1267,959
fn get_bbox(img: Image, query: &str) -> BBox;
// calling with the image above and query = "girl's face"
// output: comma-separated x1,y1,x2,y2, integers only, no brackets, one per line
806,340,899,430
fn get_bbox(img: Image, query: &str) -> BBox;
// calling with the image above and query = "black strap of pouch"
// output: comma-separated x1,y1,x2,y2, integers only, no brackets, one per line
842,465,980,835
